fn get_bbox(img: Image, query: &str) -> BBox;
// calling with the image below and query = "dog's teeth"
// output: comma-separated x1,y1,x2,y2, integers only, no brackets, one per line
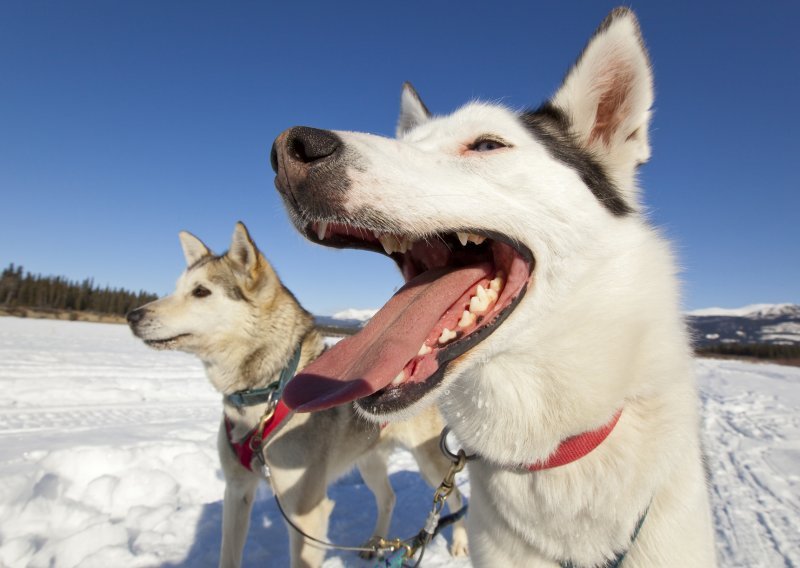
457,232,469,246
316,221,328,241
378,235,396,254
458,310,477,328
418,344,432,356
489,271,505,294
487,288,498,303
438,327,457,345
469,295,489,314
467,234,486,245
391,371,405,386
476,284,489,302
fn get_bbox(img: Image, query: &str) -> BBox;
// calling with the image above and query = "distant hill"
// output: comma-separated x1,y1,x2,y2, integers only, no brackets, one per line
314,303,800,363
687,303,800,347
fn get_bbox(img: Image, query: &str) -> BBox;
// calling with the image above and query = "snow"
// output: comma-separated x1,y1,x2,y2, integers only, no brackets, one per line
687,303,798,318
1,317,798,567
330,308,378,322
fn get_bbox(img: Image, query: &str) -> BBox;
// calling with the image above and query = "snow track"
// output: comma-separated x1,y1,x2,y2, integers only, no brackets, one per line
1,318,797,567
698,359,800,567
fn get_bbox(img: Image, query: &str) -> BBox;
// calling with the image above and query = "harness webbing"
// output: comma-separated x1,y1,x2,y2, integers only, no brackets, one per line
223,344,302,471
224,344,302,409
559,506,648,568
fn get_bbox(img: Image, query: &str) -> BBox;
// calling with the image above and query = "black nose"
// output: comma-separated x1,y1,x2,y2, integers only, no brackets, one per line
271,126,341,175
126,308,145,325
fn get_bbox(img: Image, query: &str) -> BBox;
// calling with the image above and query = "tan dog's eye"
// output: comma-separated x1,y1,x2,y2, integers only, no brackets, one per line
192,285,211,298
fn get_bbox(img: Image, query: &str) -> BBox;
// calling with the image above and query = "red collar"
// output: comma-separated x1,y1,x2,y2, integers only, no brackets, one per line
526,409,622,471
224,399,292,472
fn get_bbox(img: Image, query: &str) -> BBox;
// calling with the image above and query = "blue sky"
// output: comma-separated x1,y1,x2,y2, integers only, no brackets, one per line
1,1,798,315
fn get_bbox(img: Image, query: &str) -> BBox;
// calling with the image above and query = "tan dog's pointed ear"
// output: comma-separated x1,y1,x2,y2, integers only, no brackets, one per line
179,231,211,266
397,82,431,138
228,221,260,275
550,8,653,201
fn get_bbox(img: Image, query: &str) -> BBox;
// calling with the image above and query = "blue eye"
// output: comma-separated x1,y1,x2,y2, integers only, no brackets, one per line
471,138,508,152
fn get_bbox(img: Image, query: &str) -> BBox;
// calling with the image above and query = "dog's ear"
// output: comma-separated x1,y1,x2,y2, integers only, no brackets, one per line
179,231,211,266
397,82,431,138
228,221,260,275
550,8,653,196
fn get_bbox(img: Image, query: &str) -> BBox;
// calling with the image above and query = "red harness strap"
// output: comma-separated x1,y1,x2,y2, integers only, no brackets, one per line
527,409,622,471
224,399,292,472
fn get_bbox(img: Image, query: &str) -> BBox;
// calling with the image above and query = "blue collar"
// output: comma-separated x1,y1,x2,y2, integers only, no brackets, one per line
224,344,302,409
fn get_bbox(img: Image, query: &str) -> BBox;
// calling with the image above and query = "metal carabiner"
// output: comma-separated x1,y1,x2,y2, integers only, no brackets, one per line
438,427,477,463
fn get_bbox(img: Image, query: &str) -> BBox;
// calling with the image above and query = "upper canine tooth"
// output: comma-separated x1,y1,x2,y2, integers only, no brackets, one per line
467,234,486,245
378,235,397,254
316,221,328,241
457,232,469,246
438,327,457,344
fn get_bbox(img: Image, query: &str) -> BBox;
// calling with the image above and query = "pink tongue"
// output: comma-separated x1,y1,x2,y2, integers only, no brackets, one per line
283,262,492,412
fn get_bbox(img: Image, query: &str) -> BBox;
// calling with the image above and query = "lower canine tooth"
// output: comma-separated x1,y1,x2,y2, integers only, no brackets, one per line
391,371,405,386
418,344,432,356
438,328,457,344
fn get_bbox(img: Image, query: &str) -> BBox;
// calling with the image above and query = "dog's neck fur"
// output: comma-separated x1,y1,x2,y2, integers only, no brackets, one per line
201,287,324,410
437,223,706,565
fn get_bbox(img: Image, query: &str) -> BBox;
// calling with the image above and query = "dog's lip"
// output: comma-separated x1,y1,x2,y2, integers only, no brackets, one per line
303,221,535,269
144,333,191,345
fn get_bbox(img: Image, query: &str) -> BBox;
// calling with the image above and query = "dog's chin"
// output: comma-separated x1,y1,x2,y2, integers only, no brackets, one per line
143,334,191,351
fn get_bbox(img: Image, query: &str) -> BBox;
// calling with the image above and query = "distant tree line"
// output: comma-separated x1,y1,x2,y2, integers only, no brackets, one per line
696,342,800,361
0,263,157,316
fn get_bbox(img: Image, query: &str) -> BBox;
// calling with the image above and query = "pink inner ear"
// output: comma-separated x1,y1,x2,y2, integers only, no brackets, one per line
588,65,634,146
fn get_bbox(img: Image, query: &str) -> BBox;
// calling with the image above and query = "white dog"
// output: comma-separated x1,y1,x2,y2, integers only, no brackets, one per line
128,223,467,567
270,8,716,567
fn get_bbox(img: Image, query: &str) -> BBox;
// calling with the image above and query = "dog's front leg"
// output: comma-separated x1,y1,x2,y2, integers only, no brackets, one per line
356,448,396,558
218,426,261,568
277,479,334,568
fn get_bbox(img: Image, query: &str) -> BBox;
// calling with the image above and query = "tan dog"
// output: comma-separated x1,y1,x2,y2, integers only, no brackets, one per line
127,222,467,567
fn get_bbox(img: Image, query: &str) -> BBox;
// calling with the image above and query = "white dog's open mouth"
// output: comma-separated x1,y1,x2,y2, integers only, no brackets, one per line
283,222,534,415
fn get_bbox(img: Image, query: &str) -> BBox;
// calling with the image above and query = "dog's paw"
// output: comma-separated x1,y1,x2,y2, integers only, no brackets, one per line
450,527,469,557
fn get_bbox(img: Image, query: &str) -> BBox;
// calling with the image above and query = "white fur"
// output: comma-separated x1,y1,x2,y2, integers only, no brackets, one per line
299,9,715,567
